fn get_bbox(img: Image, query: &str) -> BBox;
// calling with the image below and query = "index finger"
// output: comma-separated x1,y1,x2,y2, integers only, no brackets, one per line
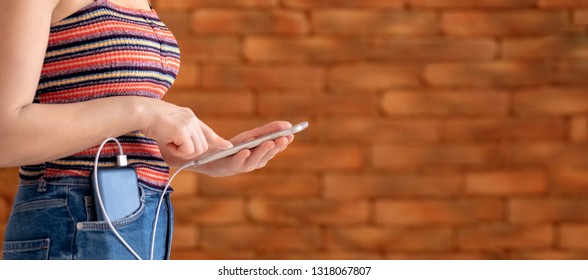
200,120,233,149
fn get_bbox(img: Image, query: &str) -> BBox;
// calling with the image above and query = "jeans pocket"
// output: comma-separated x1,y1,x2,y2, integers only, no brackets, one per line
10,198,67,215
73,187,148,260
77,194,146,230
3,238,51,260
73,207,147,259
72,187,171,260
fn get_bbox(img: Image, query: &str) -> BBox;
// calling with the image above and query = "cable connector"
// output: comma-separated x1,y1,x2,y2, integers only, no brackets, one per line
117,154,128,167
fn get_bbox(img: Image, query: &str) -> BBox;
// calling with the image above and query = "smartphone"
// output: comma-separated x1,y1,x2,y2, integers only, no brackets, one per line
191,121,309,166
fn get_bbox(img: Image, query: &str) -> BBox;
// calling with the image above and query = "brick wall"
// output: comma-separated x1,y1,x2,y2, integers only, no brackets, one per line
2,0,588,259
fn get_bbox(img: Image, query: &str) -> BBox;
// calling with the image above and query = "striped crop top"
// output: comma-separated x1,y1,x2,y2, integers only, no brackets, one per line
19,0,181,189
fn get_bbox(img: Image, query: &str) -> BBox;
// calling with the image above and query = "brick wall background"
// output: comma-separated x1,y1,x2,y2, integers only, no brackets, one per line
3,0,588,260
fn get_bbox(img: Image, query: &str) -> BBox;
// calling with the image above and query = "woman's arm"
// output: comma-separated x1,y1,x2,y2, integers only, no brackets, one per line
0,0,230,167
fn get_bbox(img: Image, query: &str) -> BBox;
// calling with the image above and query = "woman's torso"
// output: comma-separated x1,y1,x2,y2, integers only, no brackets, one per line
19,0,180,189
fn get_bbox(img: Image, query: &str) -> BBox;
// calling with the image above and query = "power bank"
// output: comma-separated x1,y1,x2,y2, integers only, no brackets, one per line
91,166,141,221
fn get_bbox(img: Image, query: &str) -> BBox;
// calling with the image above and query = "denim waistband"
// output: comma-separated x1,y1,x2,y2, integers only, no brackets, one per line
20,176,91,188
20,176,173,194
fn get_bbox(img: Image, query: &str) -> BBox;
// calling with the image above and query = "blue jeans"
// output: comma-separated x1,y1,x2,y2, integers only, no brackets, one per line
2,177,173,260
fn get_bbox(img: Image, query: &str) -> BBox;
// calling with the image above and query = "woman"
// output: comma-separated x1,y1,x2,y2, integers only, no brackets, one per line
0,0,293,259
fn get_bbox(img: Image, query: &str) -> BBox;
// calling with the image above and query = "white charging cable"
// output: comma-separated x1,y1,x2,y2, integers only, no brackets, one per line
94,137,194,260
149,160,193,260
93,137,142,260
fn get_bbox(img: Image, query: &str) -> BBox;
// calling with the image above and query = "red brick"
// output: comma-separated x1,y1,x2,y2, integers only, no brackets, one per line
569,117,588,143
510,198,588,223
553,61,588,85
387,251,510,260
283,0,404,8
373,144,503,168
0,198,8,221
465,170,547,195
260,251,382,260
375,199,503,225
249,199,369,224
191,10,308,34
324,173,461,199
171,249,256,260
560,225,588,249
320,118,438,143
202,66,323,89
513,250,588,260
508,143,588,166
171,225,199,250
313,10,436,35
173,198,246,224
201,226,321,251
539,0,588,8
258,92,377,116
442,11,569,36
513,87,588,115
424,62,550,87
369,38,497,61
574,10,588,24
0,168,18,198
176,37,241,62
165,90,254,116
458,225,553,250
396,251,514,260
552,167,588,194
200,173,320,197
244,37,367,62
503,36,588,59
152,0,277,9
265,144,365,171
409,0,536,8
441,118,566,141
168,170,198,198
327,227,453,251
157,12,190,35
382,90,508,116
328,64,421,90
171,62,199,88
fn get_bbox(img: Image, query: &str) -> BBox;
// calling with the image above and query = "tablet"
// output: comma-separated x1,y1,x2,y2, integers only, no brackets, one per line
191,121,309,166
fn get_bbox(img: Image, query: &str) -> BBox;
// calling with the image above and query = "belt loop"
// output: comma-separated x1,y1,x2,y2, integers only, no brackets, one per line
37,179,47,193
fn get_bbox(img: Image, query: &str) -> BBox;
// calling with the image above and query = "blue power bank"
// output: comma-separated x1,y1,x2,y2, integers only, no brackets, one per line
91,167,141,221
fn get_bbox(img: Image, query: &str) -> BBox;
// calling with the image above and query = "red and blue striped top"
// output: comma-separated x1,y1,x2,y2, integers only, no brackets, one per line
19,0,181,189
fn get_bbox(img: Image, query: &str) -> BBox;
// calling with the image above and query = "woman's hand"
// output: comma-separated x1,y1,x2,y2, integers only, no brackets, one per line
144,99,233,163
191,121,294,177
